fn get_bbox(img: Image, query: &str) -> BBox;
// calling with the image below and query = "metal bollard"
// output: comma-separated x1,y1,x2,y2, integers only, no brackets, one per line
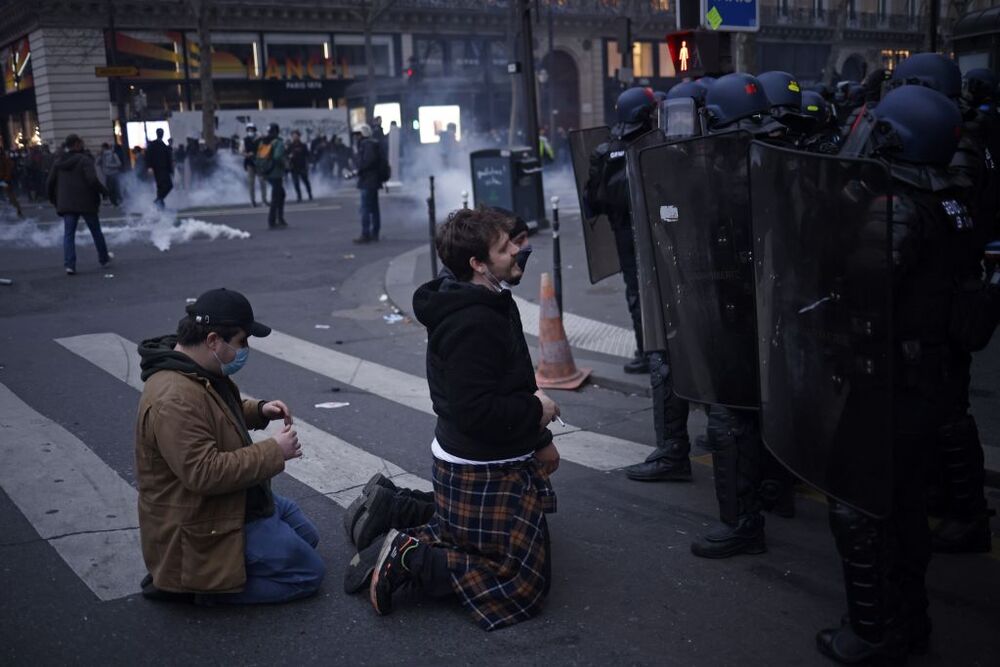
461,190,469,209
551,195,562,314
428,176,438,278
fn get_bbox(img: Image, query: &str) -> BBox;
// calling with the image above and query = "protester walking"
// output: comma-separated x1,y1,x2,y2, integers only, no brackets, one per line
145,128,173,209
46,134,112,275
256,123,287,229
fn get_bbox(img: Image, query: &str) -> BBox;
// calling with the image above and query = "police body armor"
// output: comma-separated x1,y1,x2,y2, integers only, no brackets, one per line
569,126,620,283
749,141,895,518
637,130,760,409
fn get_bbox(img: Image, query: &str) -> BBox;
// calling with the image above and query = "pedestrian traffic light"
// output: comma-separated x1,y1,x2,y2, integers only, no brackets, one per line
664,30,731,78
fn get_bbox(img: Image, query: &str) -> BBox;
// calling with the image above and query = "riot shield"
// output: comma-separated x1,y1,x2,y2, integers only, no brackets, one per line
638,131,760,409
749,141,893,519
568,126,620,283
626,130,669,353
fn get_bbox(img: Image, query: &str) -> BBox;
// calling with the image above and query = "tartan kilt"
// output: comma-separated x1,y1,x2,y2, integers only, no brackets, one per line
407,457,557,631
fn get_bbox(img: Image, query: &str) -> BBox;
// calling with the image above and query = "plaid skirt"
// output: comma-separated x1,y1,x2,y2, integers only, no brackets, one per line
408,457,557,631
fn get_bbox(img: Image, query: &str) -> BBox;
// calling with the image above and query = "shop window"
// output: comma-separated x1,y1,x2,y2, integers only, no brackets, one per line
186,32,259,79
488,40,509,80
414,37,446,77
332,34,395,78
2,36,32,93
451,38,485,77
110,31,185,80
880,49,910,71
264,34,331,80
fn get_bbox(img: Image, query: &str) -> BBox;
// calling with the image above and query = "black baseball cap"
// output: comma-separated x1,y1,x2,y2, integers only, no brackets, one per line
185,288,272,338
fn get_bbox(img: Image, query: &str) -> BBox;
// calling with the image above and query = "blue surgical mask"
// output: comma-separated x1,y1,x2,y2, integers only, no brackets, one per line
214,341,249,376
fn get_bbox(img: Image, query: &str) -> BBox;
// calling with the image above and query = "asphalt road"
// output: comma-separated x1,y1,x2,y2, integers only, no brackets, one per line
0,185,997,666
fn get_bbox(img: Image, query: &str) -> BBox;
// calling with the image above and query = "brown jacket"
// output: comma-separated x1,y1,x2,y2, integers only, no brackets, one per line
135,366,284,593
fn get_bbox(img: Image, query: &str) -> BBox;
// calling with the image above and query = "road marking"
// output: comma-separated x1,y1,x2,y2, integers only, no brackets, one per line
254,329,655,471
0,382,146,601
55,334,431,508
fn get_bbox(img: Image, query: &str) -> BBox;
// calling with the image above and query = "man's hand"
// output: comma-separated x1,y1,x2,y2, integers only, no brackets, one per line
534,442,560,475
262,400,293,426
274,424,301,461
535,389,560,429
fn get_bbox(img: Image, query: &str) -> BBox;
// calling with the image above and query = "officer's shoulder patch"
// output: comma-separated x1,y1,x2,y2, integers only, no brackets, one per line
941,198,973,232
608,150,626,160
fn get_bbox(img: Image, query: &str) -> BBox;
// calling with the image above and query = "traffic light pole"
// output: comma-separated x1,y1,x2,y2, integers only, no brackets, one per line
518,0,540,160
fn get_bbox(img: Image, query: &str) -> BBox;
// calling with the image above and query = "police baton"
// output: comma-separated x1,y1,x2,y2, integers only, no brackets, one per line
551,195,563,314
427,176,438,278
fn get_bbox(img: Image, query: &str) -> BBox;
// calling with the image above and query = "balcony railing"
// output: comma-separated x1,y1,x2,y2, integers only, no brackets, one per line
760,6,924,32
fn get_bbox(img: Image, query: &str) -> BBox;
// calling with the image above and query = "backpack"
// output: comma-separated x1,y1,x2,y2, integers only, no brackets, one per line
254,140,274,175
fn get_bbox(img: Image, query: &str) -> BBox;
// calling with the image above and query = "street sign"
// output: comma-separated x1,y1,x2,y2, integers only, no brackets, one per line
701,0,759,32
95,66,138,78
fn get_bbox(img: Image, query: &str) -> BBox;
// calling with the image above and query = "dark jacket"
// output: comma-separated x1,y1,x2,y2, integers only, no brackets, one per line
413,277,551,461
355,137,382,190
145,139,173,177
47,150,108,215
288,140,309,172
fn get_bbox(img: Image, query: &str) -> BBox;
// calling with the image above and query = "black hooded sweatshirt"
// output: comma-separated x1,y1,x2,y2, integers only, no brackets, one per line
138,335,274,521
412,277,551,462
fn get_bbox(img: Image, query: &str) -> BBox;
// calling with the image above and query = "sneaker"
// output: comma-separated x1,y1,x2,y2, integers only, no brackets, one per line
352,485,397,551
369,529,418,615
277,220,289,228
343,535,387,594
65,267,76,275
100,252,114,267
353,236,371,244
342,473,397,543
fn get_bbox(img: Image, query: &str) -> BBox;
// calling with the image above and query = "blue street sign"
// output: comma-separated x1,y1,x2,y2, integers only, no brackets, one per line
701,0,760,32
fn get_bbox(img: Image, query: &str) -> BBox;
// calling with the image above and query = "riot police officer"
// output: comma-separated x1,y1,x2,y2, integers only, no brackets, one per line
758,71,813,143
684,72,784,557
816,84,968,663
622,81,709,483
931,65,1000,553
584,87,658,374
799,90,841,155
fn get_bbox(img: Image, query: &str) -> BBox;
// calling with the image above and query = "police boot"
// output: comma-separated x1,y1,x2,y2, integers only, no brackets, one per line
932,415,993,553
623,350,650,374
625,353,692,481
817,501,909,664
691,417,765,558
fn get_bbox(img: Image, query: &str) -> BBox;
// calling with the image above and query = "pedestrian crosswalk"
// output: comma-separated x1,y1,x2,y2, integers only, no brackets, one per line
0,328,657,602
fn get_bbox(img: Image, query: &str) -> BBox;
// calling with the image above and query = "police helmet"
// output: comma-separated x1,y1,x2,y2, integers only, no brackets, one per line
704,72,772,129
615,87,657,131
697,76,717,88
758,71,802,111
890,53,962,100
653,90,668,103
666,81,709,106
870,85,962,166
963,68,997,107
801,90,832,124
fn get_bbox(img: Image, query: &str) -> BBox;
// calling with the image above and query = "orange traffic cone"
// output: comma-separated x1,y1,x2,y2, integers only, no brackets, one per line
535,272,591,390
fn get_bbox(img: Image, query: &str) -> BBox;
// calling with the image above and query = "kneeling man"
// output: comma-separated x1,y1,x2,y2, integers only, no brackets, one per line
367,207,561,630
135,288,325,604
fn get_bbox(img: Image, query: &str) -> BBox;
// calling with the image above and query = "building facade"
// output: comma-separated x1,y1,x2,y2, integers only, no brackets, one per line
0,0,961,152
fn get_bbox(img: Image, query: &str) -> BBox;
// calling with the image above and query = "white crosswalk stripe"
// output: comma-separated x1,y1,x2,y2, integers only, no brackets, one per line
254,329,655,471
0,382,146,601
55,333,432,508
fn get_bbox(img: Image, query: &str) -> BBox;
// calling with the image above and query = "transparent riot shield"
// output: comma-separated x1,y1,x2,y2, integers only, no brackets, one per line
627,130,668,353
749,140,893,519
638,131,760,409
568,126,620,283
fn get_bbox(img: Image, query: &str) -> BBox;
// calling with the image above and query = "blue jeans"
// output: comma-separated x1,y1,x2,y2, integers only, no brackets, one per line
360,187,380,239
205,495,325,605
63,213,110,270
